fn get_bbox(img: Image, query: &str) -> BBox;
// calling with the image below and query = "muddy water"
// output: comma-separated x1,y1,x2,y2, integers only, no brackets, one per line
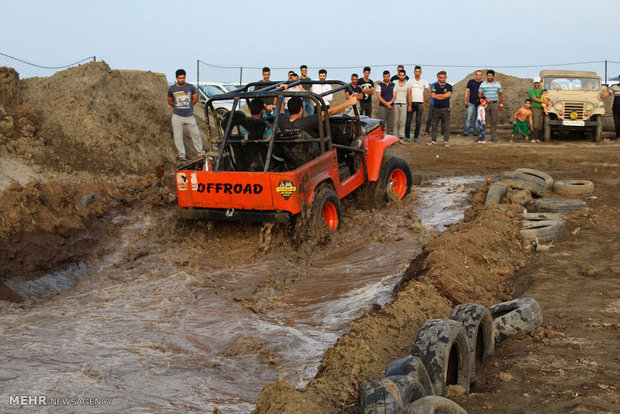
0,177,482,413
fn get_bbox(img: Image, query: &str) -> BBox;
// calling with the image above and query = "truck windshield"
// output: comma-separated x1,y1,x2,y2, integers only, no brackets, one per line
543,77,600,91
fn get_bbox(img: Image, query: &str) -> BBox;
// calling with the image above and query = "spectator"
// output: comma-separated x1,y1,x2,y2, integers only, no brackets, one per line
427,71,452,147
528,76,544,141
463,70,483,138
390,65,409,82
478,69,503,142
300,65,314,116
424,81,437,136
510,99,534,143
167,69,205,163
255,67,275,117
393,69,411,140
311,69,333,110
359,66,375,116
477,98,488,143
376,70,395,135
345,73,363,116
406,65,430,142
611,75,620,140
282,72,303,115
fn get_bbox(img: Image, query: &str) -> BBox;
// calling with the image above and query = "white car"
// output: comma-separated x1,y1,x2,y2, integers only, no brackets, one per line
189,82,245,119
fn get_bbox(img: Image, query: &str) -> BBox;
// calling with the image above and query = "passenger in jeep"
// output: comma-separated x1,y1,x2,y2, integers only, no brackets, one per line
277,95,358,135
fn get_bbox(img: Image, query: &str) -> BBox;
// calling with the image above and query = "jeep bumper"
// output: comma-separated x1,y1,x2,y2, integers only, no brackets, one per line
547,119,599,126
178,207,292,224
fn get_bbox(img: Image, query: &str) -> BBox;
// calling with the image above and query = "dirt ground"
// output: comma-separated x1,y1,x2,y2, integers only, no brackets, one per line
1,63,619,413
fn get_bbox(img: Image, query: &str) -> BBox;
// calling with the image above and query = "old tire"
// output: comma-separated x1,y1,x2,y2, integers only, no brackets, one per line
310,186,341,237
520,219,565,242
489,298,543,343
375,156,413,206
514,168,554,189
449,304,494,383
358,375,427,413
385,355,435,397
552,180,594,197
80,192,102,208
484,182,507,206
522,212,564,223
405,396,468,414
500,175,546,197
411,319,471,396
534,198,586,214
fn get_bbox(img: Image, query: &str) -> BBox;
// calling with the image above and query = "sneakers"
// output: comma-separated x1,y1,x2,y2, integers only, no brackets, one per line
178,156,187,164
427,140,437,146
478,140,487,144
443,142,450,147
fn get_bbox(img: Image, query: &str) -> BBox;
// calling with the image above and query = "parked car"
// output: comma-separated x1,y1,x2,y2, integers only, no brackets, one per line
188,82,245,120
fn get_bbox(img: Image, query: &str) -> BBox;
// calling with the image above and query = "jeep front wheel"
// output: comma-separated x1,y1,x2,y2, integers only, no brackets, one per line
376,156,413,205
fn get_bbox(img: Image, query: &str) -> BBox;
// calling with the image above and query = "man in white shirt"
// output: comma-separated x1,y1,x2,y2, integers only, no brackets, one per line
405,65,431,142
311,69,333,111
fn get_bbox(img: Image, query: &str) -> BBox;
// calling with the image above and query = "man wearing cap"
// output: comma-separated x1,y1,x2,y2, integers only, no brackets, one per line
478,69,503,142
528,76,545,141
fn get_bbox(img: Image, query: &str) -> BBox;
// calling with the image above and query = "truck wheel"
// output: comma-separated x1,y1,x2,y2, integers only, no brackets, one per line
310,186,341,235
376,156,413,206
411,319,471,396
543,116,551,142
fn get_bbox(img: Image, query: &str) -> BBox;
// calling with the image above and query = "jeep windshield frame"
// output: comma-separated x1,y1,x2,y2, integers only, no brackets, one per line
205,80,362,172
543,77,601,91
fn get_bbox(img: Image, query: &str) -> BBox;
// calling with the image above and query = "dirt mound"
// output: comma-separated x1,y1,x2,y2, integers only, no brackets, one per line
0,62,203,176
253,201,530,413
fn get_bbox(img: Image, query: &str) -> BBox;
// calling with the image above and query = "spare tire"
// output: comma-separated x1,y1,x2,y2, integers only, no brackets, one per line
449,304,494,383
552,180,594,196
385,355,435,397
405,396,468,414
489,298,543,343
500,178,546,197
520,219,565,242
485,182,507,206
411,319,471,396
534,198,586,214
514,168,554,189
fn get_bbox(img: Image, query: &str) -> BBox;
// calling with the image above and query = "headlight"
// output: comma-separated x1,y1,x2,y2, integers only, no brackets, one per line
585,103,594,111
554,102,563,110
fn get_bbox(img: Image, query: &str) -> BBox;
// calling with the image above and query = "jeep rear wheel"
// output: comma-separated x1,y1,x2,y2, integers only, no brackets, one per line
376,156,413,206
310,186,341,236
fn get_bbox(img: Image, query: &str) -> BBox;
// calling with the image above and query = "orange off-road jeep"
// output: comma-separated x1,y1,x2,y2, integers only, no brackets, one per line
175,80,413,234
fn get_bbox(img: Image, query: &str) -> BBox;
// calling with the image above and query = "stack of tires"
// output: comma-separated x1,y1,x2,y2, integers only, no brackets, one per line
357,298,543,414
484,168,594,244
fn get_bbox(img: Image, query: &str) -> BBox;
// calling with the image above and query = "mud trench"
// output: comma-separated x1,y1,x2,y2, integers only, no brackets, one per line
0,176,484,413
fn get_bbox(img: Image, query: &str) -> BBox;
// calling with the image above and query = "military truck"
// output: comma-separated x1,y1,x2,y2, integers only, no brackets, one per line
539,70,608,142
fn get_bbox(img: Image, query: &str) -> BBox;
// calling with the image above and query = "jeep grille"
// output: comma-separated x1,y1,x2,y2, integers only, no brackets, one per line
562,102,585,120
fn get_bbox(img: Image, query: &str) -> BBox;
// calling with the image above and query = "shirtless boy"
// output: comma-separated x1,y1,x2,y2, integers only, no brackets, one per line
511,99,534,143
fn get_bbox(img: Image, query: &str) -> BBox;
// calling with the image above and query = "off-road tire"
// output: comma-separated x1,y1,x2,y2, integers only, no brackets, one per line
552,180,594,197
520,219,565,242
522,212,564,223
309,186,341,241
411,319,471,396
375,156,413,206
514,168,554,189
405,396,468,414
449,304,494,383
501,177,547,197
385,355,435,397
489,298,543,343
534,198,586,214
484,182,507,206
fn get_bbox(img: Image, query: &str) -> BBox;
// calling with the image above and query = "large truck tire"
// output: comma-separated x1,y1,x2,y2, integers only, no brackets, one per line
449,304,494,382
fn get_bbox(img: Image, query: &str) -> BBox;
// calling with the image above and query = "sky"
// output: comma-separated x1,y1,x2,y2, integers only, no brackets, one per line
1,0,619,84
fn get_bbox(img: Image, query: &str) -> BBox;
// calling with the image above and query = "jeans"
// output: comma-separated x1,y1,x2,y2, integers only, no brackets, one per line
303,100,315,116
431,107,450,142
377,105,394,135
405,102,424,139
425,104,433,134
463,102,480,135
477,120,486,141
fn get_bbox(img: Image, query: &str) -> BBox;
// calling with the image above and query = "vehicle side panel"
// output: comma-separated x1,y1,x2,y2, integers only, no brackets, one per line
365,127,399,181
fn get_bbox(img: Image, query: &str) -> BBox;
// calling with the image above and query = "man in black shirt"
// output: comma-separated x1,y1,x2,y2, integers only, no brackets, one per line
254,67,276,117
278,95,358,135
359,66,375,117
390,65,409,82
428,71,453,146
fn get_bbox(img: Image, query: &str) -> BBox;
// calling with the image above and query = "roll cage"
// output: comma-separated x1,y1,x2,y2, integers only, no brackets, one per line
204,80,364,173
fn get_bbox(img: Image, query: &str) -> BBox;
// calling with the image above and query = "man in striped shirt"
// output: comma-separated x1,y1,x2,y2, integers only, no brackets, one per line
478,69,503,142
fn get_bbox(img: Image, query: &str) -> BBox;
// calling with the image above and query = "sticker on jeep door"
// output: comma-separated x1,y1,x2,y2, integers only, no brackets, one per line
176,173,187,190
276,181,297,200
195,183,264,194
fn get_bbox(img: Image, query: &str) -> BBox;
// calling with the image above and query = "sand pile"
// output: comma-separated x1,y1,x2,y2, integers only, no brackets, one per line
0,62,199,176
